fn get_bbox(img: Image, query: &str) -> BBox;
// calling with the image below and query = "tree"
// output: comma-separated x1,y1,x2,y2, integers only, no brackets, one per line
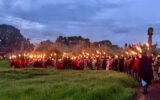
0,24,34,52
34,40,54,53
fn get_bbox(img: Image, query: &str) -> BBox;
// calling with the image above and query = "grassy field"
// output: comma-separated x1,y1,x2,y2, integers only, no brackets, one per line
0,60,138,100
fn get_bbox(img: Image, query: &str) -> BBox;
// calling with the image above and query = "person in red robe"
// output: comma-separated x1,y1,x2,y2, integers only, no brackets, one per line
133,56,140,80
107,58,113,70
76,59,81,70
56,59,62,69
15,58,21,68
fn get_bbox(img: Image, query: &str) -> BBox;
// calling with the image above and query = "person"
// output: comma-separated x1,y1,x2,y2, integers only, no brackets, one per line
96,58,100,70
133,56,140,80
102,58,107,70
124,57,129,73
152,57,157,81
80,58,84,70
112,57,118,71
15,58,21,68
129,57,135,76
108,57,113,70
92,58,96,70
139,54,154,94
84,58,88,70
56,59,62,69
158,58,160,78
45,59,53,67
118,56,124,72
88,58,93,70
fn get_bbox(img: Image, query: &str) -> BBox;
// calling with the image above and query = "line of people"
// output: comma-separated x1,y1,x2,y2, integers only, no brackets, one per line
9,54,157,78
10,53,160,94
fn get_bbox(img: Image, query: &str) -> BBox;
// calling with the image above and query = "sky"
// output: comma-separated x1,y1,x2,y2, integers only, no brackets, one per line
0,0,160,47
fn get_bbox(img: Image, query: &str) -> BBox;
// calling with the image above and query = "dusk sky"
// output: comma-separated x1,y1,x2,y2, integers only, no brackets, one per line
0,0,160,47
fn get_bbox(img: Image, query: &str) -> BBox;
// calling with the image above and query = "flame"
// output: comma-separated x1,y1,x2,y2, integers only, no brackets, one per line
145,43,149,47
136,46,142,53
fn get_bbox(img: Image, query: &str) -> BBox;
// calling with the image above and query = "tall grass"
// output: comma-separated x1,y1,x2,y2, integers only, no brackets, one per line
0,60,137,100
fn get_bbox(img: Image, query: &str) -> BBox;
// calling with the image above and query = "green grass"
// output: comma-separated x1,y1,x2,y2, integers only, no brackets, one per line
0,59,10,68
0,60,138,100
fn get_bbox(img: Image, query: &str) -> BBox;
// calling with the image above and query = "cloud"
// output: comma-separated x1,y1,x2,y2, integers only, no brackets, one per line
0,15,46,30
0,0,160,47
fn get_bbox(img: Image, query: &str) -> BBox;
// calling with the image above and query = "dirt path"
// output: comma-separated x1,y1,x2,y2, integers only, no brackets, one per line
134,80,160,100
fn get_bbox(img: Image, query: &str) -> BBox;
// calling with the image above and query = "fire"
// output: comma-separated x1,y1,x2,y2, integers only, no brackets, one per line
145,43,149,47
125,52,129,55
136,46,142,53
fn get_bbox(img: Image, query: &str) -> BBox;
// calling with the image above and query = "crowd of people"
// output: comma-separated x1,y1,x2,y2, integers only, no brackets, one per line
9,53,160,94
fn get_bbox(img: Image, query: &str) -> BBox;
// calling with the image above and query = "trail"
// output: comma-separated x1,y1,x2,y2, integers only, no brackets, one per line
134,80,160,100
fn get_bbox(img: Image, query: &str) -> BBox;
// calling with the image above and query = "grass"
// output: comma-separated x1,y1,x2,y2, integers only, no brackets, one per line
0,60,138,100
0,59,10,68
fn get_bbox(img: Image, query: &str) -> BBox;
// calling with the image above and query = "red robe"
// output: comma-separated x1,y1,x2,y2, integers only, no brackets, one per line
15,58,21,68
56,60,62,69
133,58,140,73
